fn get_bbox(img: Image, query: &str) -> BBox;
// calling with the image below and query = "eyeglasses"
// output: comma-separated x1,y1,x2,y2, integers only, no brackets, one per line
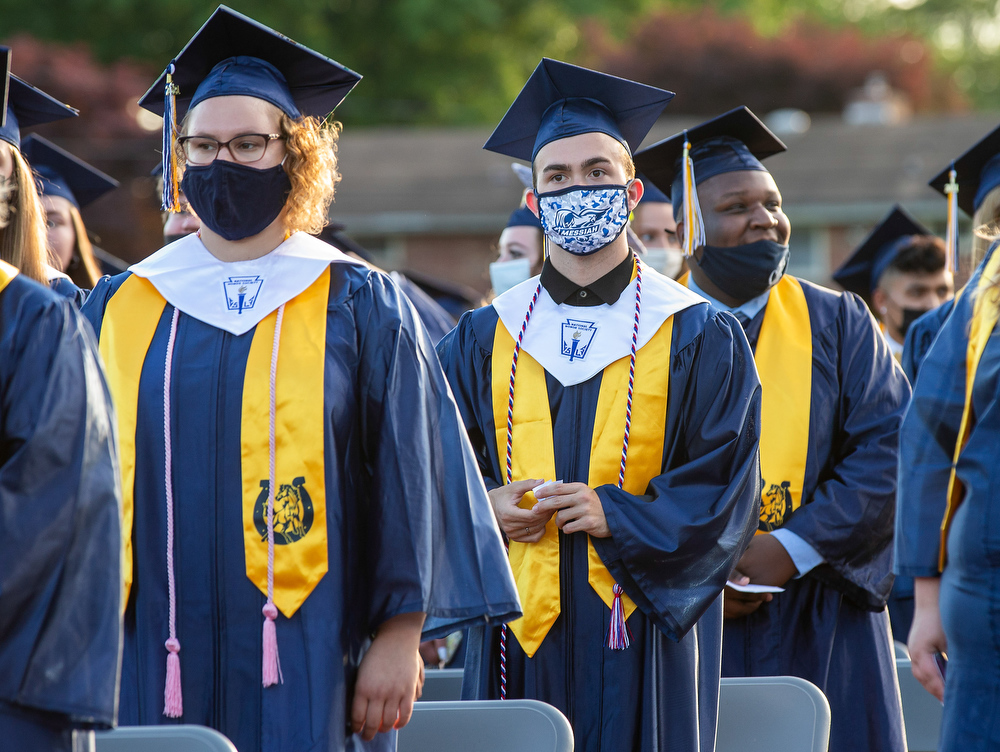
177,133,285,165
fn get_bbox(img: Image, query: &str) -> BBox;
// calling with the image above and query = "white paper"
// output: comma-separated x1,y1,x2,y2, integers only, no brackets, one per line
532,480,563,497
725,581,785,594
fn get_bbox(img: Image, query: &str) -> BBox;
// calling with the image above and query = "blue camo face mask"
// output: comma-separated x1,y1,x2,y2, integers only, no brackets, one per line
536,183,631,256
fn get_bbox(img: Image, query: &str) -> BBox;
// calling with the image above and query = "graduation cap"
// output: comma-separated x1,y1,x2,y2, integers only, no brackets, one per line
484,58,674,163
636,172,669,204
20,134,118,209
0,62,78,150
0,47,9,129
506,205,541,230
928,123,1000,217
139,5,362,211
832,206,934,297
634,106,786,256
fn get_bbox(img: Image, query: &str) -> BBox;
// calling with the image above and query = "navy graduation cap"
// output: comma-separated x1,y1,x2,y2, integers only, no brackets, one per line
140,5,362,211
484,58,674,163
833,206,934,298
506,205,541,229
928,123,1000,217
634,106,785,255
0,54,78,150
139,5,361,120
636,172,670,204
21,134,118,209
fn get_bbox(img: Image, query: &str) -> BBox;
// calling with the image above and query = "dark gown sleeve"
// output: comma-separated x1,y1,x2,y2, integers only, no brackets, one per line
0,278,121,727
48,276,88,308
591,309,763,640
353,272,520,639
780,293,910,609
894,248,997,578
901,300,954,383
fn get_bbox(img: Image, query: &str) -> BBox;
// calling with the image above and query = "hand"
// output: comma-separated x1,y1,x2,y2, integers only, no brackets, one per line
352,612,425,741
531,482,610,538
724,572,773,618
723,534,797,619
909,577,947,702
418,638,448,667
488,479,553,543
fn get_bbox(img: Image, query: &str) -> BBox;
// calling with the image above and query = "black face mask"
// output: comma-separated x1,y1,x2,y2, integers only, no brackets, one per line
694,239,790,302
899,307,928,338
181,160,291,241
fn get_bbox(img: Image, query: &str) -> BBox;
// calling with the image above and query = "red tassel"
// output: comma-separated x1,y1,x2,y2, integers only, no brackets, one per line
163,637,183,717
262,601,283,687
605,584,632,650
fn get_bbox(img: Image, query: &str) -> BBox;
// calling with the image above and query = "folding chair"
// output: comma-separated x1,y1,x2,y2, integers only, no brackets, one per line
896,657,942,752
398,699,573,752
419,668,465,702
717,676,831,752
94,725,237,752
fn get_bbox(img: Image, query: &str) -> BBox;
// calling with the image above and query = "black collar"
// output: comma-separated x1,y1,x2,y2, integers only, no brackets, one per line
540,251,635,307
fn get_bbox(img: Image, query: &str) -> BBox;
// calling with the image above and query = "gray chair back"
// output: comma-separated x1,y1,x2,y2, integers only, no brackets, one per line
419,668,464,702
717,676,831,752
896,658,942,752
95,725,237,752
398,699,573,752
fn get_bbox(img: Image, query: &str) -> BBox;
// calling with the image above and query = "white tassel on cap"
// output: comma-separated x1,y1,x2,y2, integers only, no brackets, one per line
681,132,706,257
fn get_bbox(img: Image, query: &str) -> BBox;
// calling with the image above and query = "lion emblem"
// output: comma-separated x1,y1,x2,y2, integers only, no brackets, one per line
253,476,314,545
758,480,792,532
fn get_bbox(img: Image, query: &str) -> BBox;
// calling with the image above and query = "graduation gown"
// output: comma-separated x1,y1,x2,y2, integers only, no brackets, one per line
719,280,908,752
897,242,1000,750
81,234,519,752
0,269,122,751
438,271,762,752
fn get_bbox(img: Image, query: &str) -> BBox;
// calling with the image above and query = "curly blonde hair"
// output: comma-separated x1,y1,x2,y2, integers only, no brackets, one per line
177,104,341,237
0,147,49,284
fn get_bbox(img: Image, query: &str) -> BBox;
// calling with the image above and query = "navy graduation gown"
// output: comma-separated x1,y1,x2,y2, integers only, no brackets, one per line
888,297,957,641
81,263,519,752
0,274,121,750
901,300,955,384
721,280,908,752
897,242,1000,750
438,300,762,752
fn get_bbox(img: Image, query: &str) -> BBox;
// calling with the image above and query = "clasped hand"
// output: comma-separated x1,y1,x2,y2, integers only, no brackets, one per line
724,533,797,619
488,479,610,543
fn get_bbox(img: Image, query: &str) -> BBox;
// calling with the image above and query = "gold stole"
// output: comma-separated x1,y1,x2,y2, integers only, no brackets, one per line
755,276,812,532
490,316,673,658
939,251,1000,570
99,270,330,615
0,260,18,293
678,272,812,531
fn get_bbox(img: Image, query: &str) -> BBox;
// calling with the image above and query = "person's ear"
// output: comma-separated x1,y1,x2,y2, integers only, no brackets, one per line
627,178,644,212
871,287,888,320
525,190,540,218
676,220,686,249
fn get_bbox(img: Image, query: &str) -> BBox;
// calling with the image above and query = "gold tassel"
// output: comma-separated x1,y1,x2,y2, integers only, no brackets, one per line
681,133,705,257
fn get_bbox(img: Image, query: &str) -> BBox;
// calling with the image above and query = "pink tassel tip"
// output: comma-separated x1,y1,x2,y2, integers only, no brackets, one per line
163,637,183,717
262,602,283,687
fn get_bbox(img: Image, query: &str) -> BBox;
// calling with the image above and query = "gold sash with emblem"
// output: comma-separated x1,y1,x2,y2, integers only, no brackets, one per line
490,315,673,657
99,270,330,615
680,272,812,532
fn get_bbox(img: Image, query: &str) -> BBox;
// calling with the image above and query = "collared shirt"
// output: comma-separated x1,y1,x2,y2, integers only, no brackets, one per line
540,251,634,307
687,273,771,322
687,271,824,578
